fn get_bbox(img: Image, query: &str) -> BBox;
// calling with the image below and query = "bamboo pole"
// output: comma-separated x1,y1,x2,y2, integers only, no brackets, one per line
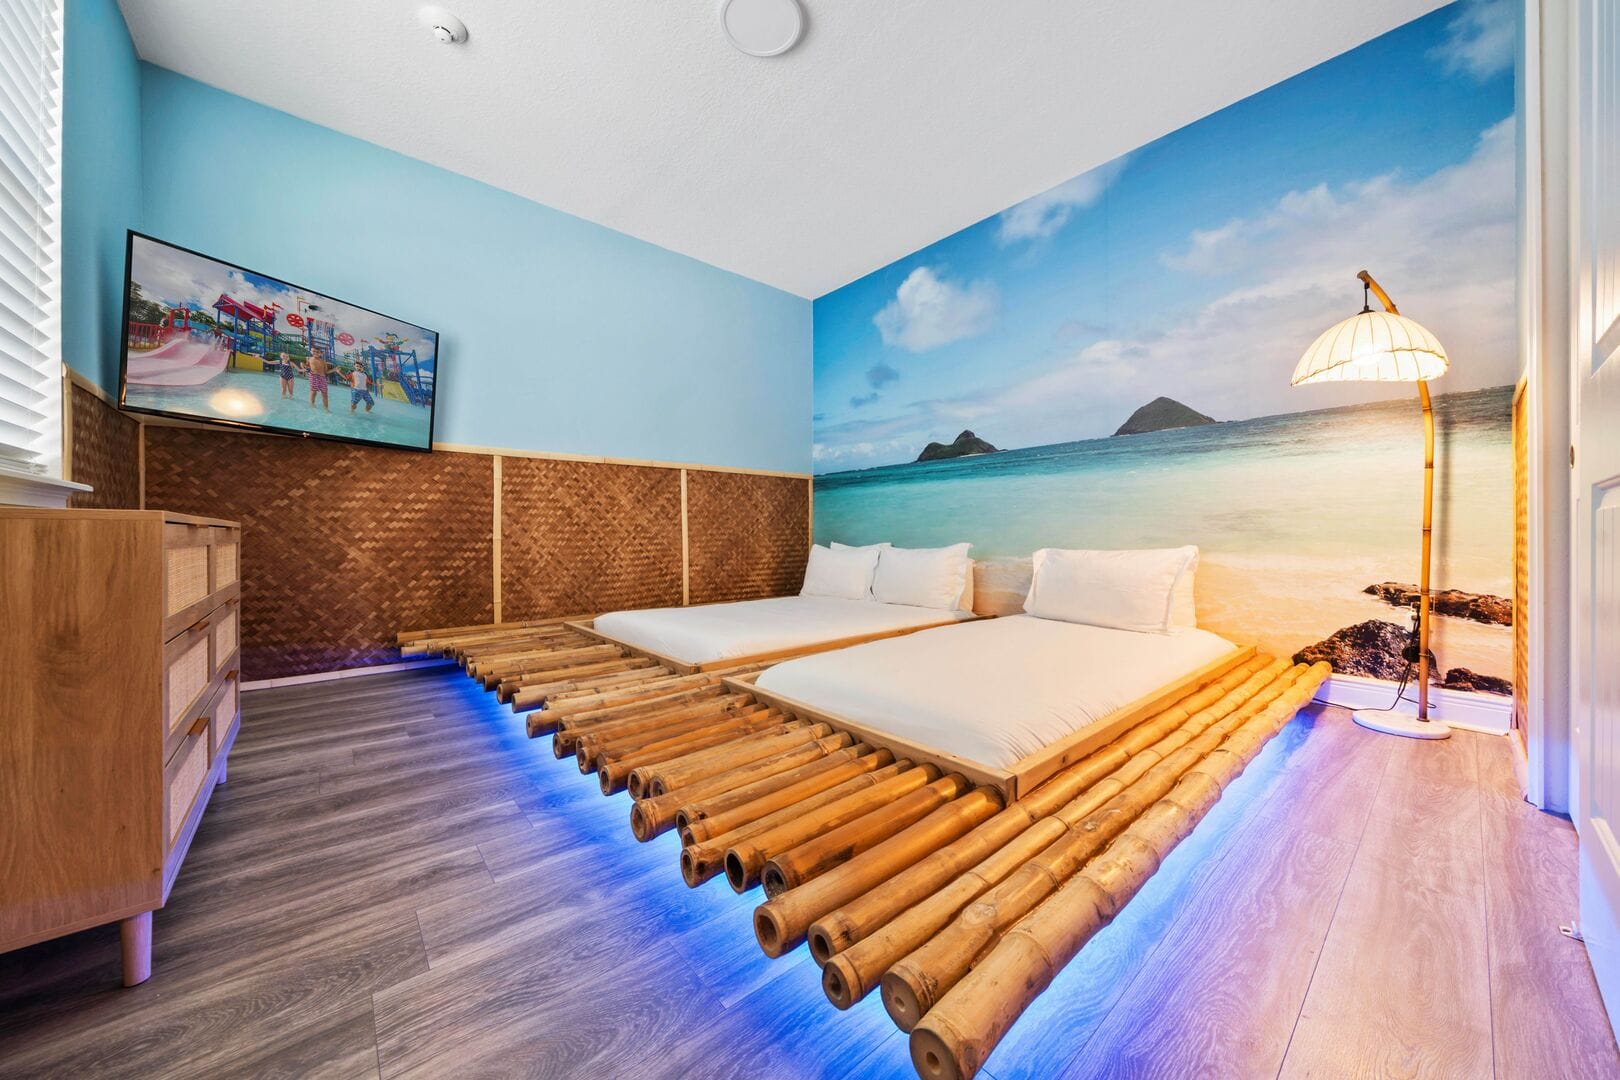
596,709,785,771
483,655,654,693
583,704,776,772
680,761,912,887
754,786,1003,959
467,642,621,677
408,627,581,659
544,663,771,706
561,702,751,762
400,621,579,654
453,629,590,663
524,683,731,736
523,674,731,719
679,748,895,846
396,616,572,646
472,646,633,682
761,775,975,898
723,765,942,893
906,662,1330,1080
602,716,803,796
641,723,837,798
545,670,720,709
500,659,667,704
881,663,1309,1032
553,693,752,757
809,657,1280,1000
629,734,859,842
481,652,639,689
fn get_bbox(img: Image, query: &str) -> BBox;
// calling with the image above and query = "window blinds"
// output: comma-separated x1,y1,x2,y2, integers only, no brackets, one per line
0,0,63,476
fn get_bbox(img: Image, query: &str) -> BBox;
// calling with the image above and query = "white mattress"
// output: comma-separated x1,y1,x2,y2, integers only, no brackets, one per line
591,596,973,667
754,615,1236,771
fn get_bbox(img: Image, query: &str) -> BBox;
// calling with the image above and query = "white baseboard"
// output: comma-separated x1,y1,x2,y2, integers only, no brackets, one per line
1315,673,1513,736
242,656,456,691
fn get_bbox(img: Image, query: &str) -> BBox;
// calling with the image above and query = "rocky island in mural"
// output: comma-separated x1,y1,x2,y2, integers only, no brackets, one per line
1112,397,1217,437
916,430,999,462
1362,581,1512,625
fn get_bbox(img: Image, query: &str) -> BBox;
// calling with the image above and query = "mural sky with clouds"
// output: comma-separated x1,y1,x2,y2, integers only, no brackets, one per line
811,0,1515,473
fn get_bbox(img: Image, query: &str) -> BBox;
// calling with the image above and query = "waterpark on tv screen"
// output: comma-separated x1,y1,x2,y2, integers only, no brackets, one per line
118,233,440,452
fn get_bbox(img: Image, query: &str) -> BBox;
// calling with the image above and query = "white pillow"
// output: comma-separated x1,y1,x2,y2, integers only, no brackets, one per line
836,541,973,612
831,541,891,600
1023,546,1198,633
871,543,973,610
1170,550,1199,628
800,544,880,600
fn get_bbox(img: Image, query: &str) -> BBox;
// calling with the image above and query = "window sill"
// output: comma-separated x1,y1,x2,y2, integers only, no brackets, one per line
0,465,92,508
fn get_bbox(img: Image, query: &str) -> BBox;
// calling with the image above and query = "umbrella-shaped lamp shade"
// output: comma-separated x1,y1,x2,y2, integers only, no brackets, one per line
1291,309,1449,385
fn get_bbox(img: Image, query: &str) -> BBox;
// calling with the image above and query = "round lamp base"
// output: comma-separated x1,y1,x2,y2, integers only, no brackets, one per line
1352,707,1451,741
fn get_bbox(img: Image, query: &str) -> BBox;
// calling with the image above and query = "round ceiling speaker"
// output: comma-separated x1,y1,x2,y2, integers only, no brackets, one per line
720,0,805,57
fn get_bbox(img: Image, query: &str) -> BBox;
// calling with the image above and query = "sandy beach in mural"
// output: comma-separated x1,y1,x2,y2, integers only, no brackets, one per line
813,386,1513,687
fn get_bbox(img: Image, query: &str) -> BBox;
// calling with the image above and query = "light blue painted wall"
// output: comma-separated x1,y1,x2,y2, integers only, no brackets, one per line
136,66,812,472
61,0,143,390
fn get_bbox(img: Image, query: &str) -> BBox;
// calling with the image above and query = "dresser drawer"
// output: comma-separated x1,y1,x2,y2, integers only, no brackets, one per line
163,715,212,850
211,602,240,676
163,611,238,762
163,524,242,641
212,669,240,755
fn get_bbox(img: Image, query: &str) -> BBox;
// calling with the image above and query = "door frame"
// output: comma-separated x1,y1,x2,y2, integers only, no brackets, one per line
1519,0,1576,813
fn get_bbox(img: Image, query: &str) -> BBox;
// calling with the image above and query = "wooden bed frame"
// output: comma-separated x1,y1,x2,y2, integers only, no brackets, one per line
722,645,1258,802
563,610,975,676
394,611,1328,1080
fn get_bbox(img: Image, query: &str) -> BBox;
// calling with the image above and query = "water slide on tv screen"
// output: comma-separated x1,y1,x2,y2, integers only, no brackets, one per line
125,334,231,386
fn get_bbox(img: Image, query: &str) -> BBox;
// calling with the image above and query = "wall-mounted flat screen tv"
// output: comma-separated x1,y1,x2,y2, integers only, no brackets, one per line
118,232,439,453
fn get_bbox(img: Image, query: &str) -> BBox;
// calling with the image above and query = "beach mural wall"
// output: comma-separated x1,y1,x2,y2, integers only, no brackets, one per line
810,0,1518,696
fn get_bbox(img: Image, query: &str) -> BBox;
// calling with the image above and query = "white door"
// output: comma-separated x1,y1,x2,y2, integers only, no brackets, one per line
1573,0,1620,1032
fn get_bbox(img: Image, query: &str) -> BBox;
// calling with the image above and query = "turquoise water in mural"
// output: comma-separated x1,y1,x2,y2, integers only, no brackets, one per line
814,385,1514,680
125,367,433,449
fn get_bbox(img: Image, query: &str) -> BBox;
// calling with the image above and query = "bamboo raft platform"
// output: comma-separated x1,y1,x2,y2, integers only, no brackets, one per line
396,617,1331,1080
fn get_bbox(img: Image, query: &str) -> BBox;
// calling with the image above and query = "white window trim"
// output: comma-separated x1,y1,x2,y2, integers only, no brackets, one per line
0,1,70,499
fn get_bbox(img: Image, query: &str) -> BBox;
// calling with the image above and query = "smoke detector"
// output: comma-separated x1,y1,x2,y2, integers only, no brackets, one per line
720,0,804,57
418,6,468,45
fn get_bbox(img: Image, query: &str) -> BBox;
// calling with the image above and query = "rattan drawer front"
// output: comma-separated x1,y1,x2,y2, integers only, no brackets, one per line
165,727,209,848
165,545,209,617
213,608,238,673
212,535,239,590
166,636,210,735
212,675,239,754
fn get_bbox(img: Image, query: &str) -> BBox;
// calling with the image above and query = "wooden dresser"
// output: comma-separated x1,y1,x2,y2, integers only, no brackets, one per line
0,509,242,986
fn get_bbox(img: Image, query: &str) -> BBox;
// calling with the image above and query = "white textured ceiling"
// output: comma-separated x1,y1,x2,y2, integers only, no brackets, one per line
116,0,1449,298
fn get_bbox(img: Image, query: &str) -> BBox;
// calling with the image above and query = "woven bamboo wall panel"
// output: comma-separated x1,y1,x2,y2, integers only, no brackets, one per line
143,427,493,679
500,457,683,619
67,384,141,509
686,471,809,603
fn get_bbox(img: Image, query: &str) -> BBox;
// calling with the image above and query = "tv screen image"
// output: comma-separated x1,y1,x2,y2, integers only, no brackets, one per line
119,232,439,452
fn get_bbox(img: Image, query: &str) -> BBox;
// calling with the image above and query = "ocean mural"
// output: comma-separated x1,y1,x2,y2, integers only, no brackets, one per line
811,0,1518,694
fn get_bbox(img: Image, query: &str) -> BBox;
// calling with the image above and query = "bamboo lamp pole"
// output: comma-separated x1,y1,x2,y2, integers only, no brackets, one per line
1291,270,1450,739
1357,271,1434,720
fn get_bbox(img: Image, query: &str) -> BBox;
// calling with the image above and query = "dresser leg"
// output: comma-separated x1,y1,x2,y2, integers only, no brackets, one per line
120,911,152,987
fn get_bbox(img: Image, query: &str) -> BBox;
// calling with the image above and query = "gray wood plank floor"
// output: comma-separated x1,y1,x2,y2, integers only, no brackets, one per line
0,666,1614,1079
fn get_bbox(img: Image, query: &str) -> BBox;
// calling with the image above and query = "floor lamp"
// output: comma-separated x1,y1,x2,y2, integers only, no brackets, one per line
1291,270,1451,740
